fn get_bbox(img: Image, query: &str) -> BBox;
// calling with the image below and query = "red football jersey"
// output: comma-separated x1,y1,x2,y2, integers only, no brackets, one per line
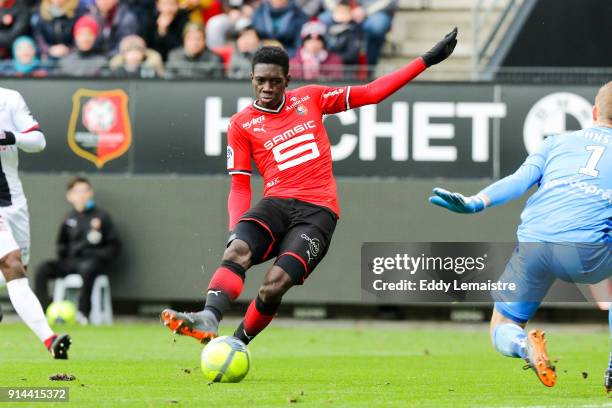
227,85,351,217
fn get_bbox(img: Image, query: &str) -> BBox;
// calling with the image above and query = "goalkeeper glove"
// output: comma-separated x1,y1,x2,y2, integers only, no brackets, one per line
422,27,458,67
429,187,485,214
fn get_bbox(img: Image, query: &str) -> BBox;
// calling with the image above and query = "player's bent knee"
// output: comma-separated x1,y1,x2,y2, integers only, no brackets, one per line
223,239,252,269
0,250,25,281
258,267,293,304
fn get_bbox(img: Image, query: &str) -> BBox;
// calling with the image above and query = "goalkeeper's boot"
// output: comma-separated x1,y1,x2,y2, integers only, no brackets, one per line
48,334,72,360
523,329,556,387
605,369,612,394
161,309,218,344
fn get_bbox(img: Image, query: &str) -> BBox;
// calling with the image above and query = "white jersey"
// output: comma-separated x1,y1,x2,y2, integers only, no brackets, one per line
0,87,40,207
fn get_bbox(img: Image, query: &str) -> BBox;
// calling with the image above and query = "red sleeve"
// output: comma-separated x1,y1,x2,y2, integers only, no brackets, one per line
228,174,251,230
300,85,350,115
226,119,252,175
348,57,427,109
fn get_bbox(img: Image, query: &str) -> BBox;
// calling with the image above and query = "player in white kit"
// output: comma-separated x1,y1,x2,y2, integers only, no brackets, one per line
0,87,71,359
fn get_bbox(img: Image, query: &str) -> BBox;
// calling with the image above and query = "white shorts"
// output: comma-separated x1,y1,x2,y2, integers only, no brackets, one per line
0,201,30,265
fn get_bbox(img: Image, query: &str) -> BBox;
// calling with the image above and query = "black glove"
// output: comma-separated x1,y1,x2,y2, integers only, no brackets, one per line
0,130,15,146
422,27,458,67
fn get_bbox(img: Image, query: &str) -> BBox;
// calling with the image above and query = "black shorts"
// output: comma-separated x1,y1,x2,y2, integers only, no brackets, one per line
231,197,337,284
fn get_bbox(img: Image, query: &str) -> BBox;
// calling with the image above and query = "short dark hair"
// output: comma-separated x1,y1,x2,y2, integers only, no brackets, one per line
251,46,289,76
67,176,91,191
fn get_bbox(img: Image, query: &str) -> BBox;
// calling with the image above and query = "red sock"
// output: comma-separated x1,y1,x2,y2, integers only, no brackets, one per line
207,266,244,300
242,297,278,337
44,334,56,350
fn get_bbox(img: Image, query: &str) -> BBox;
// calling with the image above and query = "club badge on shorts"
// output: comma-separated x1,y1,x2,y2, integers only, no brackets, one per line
68,89,132,168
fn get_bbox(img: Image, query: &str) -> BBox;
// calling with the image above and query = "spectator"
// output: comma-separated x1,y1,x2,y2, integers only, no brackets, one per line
166,22,223,78
143,0,189,61
289,20,343,80
89,0,139,56
205,0,256,49
109,34,163,78
34,177,121,326
296,0,322,18
124,0,156,32
0,36,51,77
252,0,308,57
31,0,85,60
57,14,108,76
179,0,222,24
0,0,30,59
227,19,260,79
320,0,396,66
326,0,362,66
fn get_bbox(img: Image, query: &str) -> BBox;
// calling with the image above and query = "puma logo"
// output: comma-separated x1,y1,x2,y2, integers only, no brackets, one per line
207,290,222,296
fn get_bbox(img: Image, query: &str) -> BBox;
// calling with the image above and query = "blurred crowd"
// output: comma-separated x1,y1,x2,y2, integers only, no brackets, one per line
0,0,397,80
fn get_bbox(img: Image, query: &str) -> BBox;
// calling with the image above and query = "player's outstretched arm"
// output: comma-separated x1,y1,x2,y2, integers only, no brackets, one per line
228,174,252,230
0,129,46,153
429,164,543,214
348,27,458,109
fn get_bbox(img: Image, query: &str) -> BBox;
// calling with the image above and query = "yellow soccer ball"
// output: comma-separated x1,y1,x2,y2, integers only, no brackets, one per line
201,336,251,383
46,301,77,325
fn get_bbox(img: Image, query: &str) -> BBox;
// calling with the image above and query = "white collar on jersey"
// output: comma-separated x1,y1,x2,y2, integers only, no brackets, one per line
252,95,286,113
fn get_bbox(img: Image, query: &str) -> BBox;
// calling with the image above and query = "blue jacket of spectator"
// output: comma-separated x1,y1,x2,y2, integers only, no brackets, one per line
89,3,140,56
252,0,308,57
31,5,87,58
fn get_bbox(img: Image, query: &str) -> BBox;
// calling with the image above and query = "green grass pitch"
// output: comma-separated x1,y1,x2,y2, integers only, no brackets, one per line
1,321,611,407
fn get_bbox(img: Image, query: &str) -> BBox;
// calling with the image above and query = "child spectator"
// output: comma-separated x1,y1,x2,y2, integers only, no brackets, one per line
326,0,362,66
89,0,139,56
289,20,343,80
252,0,308,57
143,0,189,61
0,36,51,77
110,34,164,78
58,14,108,76
166,22,223,78
227,18,260,79
31,0,85,60
0,0,30,59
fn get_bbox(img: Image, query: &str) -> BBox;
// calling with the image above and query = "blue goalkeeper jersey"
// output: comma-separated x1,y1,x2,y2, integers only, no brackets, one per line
517,126,612,243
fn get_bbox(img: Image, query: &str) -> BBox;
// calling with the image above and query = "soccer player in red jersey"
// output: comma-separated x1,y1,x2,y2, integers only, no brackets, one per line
162,28,458,345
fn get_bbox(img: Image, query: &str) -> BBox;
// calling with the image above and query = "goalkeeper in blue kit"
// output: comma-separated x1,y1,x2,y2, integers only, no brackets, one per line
430,81,612,389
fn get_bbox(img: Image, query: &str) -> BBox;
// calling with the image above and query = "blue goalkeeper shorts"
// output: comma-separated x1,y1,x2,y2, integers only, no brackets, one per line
493,242,612,323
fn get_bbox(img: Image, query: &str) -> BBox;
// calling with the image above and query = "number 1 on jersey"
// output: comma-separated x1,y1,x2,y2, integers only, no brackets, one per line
579,145,606,177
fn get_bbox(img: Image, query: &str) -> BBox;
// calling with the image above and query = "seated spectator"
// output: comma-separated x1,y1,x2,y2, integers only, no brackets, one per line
205,0,256,49
319,0,396,66
57,15,108,76
34,177,121,326
289,21,343,80
89,0,139,56
227,19,260,79
143,0,189,61
0,36,51,77
179,0,222,24
326,0,362,66
109,34,163,78
0,0,30,59
166,22,223,78
31,0,85,60
296,0,322,18
252,0,308,57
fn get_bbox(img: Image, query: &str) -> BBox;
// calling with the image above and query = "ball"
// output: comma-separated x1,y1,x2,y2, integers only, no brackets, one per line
46,301,77,325
201,336,251,383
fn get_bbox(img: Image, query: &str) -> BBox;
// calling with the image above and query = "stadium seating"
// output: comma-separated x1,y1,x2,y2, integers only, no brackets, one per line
52,274,113,325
